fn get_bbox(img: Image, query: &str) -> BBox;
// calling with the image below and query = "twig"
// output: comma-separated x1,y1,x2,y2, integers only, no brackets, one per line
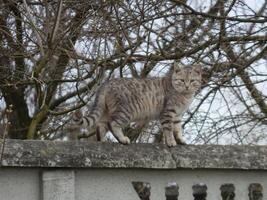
22,0,44,56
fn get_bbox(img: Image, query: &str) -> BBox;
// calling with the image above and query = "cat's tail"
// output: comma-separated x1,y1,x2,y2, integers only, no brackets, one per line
72,90,106,129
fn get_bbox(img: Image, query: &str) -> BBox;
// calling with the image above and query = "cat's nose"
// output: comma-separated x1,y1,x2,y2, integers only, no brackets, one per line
185,86,189,90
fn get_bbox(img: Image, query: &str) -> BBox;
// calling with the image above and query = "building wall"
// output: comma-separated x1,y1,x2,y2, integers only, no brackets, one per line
0,168,266,200
0,168,40,200
1,140,267,200
76,169,267,200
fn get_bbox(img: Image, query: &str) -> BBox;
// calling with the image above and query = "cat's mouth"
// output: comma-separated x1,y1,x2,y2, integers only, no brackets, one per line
181,89,194,94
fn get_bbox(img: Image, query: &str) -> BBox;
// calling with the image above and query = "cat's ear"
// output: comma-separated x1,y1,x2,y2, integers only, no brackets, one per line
173,61,181,72
193,65,202,75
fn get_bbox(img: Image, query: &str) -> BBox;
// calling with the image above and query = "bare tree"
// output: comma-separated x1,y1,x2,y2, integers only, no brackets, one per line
0,0,267,144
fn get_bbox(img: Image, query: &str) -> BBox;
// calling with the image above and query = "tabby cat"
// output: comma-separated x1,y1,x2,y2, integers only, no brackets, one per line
73,62,202,147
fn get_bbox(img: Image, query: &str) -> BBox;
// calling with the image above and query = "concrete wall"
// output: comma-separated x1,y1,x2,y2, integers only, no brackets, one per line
0,168,40,200
0,168,266,200
0,140,266,200
76,169,267,200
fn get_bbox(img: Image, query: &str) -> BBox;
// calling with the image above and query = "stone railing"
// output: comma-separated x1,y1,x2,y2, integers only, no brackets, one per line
0,139,266,200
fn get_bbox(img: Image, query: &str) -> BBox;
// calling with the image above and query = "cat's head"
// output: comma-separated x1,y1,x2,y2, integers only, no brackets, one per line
171,62,202,93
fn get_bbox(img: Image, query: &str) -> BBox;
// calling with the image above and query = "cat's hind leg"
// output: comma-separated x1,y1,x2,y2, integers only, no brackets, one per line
108,111,131,144
96,122,108,141
108,122,130,144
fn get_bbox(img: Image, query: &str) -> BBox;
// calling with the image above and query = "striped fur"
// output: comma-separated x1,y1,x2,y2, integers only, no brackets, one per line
73,62,202,147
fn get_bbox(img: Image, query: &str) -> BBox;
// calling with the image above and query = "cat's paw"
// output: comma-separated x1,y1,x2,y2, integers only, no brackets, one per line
166,138,177,147
120,136,131,145
175,138,187,145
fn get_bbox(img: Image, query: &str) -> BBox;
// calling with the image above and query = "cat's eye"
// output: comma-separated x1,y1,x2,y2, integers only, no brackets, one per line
191,79,201,83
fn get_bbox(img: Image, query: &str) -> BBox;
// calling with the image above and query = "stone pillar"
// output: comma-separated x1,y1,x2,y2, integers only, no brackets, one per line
192,184,207,200
132,181,151,200
42,170,75,200
249,183,263,200
220,184,235,200
165,182,179,200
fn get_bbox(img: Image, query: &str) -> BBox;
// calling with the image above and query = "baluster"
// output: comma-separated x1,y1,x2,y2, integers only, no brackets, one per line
220,184,235,200
192,183,207,200
165,182,179,200
249,183,263,200
132,181,151,200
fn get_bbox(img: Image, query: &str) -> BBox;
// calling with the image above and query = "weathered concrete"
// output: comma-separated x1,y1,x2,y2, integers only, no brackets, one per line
0,168,40,200
74,169,267,200
0,139,266,200
1,168,266,200
1,139,267,170
42,170,75,200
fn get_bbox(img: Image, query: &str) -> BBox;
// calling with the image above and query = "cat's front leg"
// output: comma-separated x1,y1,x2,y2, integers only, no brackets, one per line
160,115,177,147
173,117,186,145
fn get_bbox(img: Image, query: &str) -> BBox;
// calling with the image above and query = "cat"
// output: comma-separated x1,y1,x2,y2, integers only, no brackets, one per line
72,62,202,147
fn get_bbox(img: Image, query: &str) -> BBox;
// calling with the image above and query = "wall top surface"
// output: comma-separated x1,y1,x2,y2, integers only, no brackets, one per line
1,139,266,170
